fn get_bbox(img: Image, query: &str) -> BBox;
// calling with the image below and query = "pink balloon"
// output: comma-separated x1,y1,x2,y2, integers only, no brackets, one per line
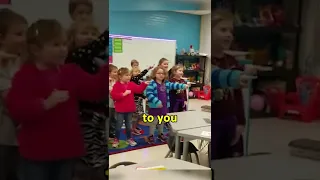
250,95,265,111
188,91,194,97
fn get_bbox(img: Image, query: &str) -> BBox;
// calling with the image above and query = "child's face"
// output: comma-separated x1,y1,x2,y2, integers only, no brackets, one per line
0,22,27,54
175,68,184,77
110,69,118,79
120,73,131,82
212,20,233,51
36,37,68,66
160,61,169,70
155,69,165,81
72,4,92,22
74,27,98,48
131,62,139,68
132,69,140,76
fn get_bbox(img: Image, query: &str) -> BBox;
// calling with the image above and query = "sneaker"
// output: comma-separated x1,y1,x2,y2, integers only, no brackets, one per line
147,135,155,144
132,129,142,136
157,133,167,143
127,138,137,146
112,138,119,148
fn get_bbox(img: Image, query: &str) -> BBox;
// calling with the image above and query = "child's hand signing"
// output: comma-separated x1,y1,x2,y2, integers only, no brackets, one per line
157,103,163,108
147,65,155,70
244,64,272,75
123,90,131,96
43,89,69,110
144,81,150,85
239,74,256,88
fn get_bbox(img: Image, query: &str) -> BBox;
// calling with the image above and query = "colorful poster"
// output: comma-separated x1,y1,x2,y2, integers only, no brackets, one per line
109,37,113,63
113,38,123,53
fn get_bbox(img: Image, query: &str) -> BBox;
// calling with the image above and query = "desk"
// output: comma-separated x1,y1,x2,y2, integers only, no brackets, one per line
110,158,211,180
177,126,211,161
212,154,320,179
169,111,210,159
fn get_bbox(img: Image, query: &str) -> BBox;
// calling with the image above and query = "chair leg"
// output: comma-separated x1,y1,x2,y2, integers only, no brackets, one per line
165,150,172,158
188,153,192,162
194,152,200,165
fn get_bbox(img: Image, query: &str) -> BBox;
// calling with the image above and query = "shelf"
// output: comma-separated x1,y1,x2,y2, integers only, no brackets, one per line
184,69,204,73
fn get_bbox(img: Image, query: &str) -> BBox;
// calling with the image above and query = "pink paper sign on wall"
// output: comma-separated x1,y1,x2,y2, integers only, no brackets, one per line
109,56,113,63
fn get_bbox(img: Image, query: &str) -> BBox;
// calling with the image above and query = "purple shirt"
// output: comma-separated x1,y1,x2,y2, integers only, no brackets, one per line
148,82,168,116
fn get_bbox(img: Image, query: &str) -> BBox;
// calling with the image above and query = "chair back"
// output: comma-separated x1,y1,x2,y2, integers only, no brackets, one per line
296,76,320,105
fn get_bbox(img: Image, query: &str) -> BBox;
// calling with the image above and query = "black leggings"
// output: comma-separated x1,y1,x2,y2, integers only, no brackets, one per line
0,145,19,180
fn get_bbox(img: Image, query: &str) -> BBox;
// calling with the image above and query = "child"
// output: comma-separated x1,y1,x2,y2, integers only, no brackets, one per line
0,9,27,180
211,10,264,160
131,59,139,68
109,64,118,140
111,67,148,148
66,21,108,179
158,58,169,71
145,66,187,144
5,19,109,180
169,64,187,113
130,66,153,135
69,0,93,23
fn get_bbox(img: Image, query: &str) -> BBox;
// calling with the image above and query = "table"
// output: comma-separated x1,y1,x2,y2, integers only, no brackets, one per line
177,126,211,161
109,158,211,180
168,111,211,159
212,154,320,179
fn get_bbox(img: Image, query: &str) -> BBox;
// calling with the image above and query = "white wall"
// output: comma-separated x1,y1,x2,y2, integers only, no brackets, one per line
0,0,108,30
199,14,211,84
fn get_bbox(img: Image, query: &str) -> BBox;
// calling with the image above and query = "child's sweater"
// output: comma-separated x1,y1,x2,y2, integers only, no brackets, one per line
0,60,20,146
109,78,116,108
130,69,148,100
169,77,187,101
111,81,148,113
146,80,186,108
5,63,109,161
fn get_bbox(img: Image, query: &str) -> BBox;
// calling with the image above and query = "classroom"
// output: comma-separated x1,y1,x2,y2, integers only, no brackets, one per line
108,0,212,179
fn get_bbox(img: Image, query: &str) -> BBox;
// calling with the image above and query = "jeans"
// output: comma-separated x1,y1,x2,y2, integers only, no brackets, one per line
115,112,132,139
19,158,74,180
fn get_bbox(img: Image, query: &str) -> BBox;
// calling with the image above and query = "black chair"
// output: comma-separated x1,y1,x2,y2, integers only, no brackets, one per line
165,134,200,164
109,161,137,169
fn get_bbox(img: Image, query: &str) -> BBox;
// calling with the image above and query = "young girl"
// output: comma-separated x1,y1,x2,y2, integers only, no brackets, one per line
211,10,265,160
145,66,187,144
158,58,169,71
66,21,108,179
69,0,93,23
130,66,153,135
109,64,118,140
131,59,139,68
0,9,27,180
5,19,109,180
169,64,187,113
111,68,148,148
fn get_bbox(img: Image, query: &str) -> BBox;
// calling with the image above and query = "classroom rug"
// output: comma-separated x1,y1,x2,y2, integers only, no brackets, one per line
108,122,169,155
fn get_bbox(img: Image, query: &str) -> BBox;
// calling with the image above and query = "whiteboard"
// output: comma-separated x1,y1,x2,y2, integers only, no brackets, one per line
110,35,176,71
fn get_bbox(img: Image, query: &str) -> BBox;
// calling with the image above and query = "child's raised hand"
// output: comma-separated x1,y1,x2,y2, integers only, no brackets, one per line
147,64,155,70
43,89,69,110
123,90,131,96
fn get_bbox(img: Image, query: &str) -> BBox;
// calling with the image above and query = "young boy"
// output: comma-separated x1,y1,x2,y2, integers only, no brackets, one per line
69,0,93,22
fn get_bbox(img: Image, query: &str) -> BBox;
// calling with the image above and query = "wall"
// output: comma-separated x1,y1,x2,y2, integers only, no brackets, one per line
110,11,201,52
199,14,211,84
0,0,108,30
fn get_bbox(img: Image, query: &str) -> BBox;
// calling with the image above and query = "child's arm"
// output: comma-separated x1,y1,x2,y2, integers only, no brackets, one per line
110,84,126,101
211,66,242,89
130,69,149,83
130,82,148,94
5,71,47,123
72,64,109,101
68,29,108,64
145,83,162,107
167,82,187,90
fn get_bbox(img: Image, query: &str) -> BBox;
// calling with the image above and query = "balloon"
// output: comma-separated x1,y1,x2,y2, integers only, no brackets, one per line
188,91,194,97
250,95,265,111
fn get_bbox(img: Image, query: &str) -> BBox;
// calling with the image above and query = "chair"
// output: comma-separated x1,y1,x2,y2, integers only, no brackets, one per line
278,76,320,122
198,85,211,100
109,161,137,169
165,134,200,164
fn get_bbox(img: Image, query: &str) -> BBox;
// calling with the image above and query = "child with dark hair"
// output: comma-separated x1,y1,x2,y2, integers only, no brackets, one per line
69,0,93,22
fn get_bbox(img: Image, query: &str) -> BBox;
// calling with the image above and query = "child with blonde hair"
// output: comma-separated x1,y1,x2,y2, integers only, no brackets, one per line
0,8,27,180
66,20,108,179
130,65,153,135
109,64,118,140
169,64,187,113
69,0,93,22
5,19,109,180
145,66,187,144
111,68,148,148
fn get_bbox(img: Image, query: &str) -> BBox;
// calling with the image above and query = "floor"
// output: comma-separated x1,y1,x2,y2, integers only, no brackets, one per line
109,99,211,167
110,99,320,166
